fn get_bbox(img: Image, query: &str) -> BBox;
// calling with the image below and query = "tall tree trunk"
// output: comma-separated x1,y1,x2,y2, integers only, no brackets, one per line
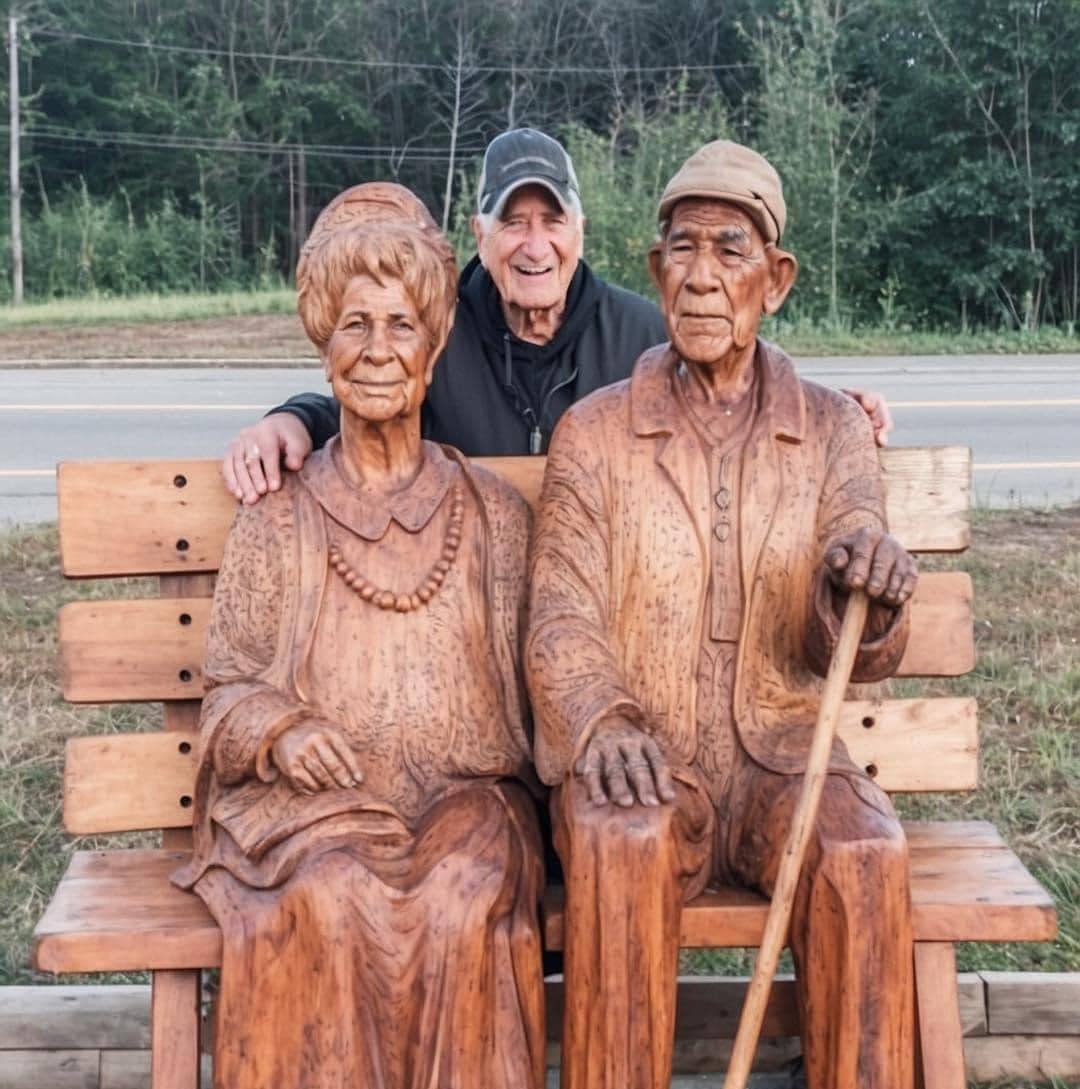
8,12,23,305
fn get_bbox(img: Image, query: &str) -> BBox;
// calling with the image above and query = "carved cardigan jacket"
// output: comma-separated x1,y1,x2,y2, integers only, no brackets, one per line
526,339,910,786
176,444,534,890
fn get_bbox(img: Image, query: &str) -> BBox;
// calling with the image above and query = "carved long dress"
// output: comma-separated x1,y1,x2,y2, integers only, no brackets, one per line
174,440,545,1089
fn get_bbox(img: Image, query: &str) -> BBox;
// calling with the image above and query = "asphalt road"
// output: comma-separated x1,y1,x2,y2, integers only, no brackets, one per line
2,354,1078,525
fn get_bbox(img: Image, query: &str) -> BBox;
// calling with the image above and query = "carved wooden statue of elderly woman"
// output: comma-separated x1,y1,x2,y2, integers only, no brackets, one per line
173,184,545,1089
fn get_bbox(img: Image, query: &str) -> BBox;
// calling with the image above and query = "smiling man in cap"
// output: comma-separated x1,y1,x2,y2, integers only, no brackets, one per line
222,129,892,495
526,139,918,1089
222,128,665,490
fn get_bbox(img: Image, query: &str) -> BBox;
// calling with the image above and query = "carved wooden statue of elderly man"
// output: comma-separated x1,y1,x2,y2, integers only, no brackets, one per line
175,183,545,1089
526,141,920,1089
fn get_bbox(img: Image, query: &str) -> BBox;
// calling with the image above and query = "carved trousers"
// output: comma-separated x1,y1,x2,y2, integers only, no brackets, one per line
552,759,914,1089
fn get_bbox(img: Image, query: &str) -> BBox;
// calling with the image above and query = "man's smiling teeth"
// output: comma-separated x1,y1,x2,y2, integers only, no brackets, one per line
515,265,552,275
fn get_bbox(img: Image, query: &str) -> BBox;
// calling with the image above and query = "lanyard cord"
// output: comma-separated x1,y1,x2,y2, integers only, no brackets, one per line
501,332,579,454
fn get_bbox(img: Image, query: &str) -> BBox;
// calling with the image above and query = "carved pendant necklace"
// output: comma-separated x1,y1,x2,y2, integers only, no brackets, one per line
328,484,465,613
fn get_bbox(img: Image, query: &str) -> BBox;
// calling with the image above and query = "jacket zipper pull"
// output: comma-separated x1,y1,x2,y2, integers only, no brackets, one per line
529,426,543,455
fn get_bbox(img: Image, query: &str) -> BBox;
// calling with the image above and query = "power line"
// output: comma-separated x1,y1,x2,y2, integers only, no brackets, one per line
3,125,486,162
34,27,757,75
24,122,486,157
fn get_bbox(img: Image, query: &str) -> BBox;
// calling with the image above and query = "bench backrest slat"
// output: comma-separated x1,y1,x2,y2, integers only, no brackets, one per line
57,571,974,704
57,447,971,578
62,695,978,834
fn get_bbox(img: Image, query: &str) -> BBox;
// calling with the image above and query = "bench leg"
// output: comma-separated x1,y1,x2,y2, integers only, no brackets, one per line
914,942,966,1089
151,969,202,1089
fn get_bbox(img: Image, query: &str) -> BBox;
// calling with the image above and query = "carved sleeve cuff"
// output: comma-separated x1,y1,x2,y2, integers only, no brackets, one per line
806,567,910,682
211,686,313,785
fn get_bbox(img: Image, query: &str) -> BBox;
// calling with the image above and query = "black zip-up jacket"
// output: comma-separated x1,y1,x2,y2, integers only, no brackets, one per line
272,256,667,456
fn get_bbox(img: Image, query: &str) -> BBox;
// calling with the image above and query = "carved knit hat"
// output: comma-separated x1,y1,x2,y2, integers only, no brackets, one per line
657,140,786,244
295,182,458,350
297,182,455,282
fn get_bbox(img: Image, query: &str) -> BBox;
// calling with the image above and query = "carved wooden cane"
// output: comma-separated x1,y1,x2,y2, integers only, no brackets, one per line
722,588,871,1089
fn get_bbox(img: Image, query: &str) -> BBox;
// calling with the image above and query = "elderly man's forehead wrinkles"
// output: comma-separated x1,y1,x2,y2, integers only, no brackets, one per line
667,223,752,247
672,200,756,237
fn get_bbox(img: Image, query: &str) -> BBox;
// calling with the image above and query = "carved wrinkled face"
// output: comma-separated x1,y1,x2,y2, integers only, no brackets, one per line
650,199,794,370
475,185,584,315
323,274,433,423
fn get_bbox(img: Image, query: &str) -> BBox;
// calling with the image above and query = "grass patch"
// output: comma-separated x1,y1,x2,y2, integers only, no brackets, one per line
3,510,1079,987
0,525,159,985
0,288,294,331
763,314,1080,356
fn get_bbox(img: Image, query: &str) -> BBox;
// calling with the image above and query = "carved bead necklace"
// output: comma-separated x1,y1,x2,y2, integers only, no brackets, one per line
328,484,465,613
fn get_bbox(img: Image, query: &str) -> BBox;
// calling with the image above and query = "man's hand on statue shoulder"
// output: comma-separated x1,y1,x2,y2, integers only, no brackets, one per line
842,388,893,448
272,720,363,794
575,716,676,808
825,527,918,608
223,415,314,505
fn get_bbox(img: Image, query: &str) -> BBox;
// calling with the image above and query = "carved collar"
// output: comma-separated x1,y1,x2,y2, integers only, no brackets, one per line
629,338,806,443
299,437,457,541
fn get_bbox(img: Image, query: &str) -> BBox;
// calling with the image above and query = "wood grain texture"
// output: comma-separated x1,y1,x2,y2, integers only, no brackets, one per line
898,572,975,677
60,699,977,836
964,1035,1080,1082
915,943,967,1089
543,820,1056,948
0,1050,100,1089
55,448,969,579
548,972,983,1045
150,970,200,1089
983,971,1080,1035
55,571,975,706
158,573,212,854
58,460,238,578
99,1050,213,1089
0,984,150,1049
59,599,211,703
32,851,222,974
31,825,1054,975
880,446,971,552
63,733,198,834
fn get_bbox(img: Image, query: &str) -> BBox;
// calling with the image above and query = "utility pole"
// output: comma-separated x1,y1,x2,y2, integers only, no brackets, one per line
7,11,22,306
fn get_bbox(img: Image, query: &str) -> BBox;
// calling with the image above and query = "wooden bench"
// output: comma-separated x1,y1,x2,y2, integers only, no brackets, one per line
34,448,1057,1089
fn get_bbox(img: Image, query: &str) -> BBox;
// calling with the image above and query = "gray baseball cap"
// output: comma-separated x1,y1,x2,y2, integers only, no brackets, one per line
477,128,582,218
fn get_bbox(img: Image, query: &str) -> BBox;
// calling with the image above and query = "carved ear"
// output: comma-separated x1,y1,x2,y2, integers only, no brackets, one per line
763,246,798,315
647,241,664,292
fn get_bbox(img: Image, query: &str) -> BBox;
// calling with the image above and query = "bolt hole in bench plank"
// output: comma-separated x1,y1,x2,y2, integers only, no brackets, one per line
35,447,1056,1089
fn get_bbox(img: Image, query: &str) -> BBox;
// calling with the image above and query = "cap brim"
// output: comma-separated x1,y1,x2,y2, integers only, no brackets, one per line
487,176,575,218
658,188,779,243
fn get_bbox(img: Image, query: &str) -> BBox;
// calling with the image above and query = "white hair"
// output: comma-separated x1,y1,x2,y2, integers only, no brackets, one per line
474,190,584,236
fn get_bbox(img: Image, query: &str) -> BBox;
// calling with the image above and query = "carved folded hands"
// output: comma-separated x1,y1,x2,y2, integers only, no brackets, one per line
575,717,677,807
824,527,918,607
271,721,364,794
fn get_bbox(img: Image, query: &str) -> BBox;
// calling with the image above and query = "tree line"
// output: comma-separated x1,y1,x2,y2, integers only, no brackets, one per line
2,0,1078,331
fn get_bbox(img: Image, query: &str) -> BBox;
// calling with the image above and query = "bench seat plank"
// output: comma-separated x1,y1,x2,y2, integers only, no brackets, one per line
34,823,1054,974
